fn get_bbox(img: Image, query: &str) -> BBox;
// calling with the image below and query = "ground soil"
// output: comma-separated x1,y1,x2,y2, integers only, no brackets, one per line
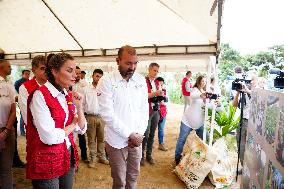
14,103,239,189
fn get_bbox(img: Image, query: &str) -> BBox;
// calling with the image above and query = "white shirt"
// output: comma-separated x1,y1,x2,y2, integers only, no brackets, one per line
241,93,251,119
73,79,87,93
80,79,88,86
0,76,16,128
182,87,223,129
30,81,86,148
150,79,157,92
182,87,205,129
149,79,158,107
185,80,192,93
82,83,100,115
97,70,149,149
18,79,42,125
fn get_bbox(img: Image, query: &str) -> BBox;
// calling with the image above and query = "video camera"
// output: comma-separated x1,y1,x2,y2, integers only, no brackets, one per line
205,92,219,100
269,68,284,89
150,89,168,111
231,73,251,91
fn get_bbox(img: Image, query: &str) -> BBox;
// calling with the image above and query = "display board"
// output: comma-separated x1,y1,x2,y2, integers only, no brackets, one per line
242,88,284,189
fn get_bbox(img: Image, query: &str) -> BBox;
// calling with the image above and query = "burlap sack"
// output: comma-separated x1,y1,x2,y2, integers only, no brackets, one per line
174,130,218,189
208,137,234,188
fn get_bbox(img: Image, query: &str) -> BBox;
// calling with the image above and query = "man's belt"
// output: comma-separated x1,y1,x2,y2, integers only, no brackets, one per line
84,113,100,116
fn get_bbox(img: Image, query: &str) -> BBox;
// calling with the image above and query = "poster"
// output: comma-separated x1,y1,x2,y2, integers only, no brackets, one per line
242,89,284,189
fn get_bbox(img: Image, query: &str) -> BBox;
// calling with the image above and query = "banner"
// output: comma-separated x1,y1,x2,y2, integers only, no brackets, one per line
242,88,284,189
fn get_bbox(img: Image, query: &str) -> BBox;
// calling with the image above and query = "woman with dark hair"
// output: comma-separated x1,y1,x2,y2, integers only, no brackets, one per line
174,75,207,165
26,52,86,189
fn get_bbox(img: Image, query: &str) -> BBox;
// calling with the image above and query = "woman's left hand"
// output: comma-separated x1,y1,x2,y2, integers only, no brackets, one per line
214,99,221,107
72,92,83,110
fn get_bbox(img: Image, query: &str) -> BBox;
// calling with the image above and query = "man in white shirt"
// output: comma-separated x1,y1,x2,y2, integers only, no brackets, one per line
82,68,109,168
232,71,258,172
0,59,17,188
73,66,88,161
19,55,47,126
97,45,148,189
80,70,88,86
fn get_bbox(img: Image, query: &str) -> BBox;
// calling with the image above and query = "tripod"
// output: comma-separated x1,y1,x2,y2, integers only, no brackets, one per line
236,91,246,181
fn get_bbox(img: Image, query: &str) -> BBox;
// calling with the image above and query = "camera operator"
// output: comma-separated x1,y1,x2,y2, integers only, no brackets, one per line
232,72,258,171
141,63,164,166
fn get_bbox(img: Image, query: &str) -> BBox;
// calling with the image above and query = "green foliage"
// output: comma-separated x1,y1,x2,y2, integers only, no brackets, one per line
167,73,184,104
208,104,240,139
218,43,243,82
218,43,284,81
215,104,240,137
168,85,183,104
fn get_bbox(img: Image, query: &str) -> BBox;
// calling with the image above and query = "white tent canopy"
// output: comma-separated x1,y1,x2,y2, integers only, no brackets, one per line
0,0,223,72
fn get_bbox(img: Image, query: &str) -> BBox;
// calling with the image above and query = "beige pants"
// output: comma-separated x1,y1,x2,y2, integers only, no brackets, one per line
106,142,142,189
86,114,106,160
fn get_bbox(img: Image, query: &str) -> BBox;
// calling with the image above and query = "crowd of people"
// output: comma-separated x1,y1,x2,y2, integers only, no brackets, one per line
0,45,265,189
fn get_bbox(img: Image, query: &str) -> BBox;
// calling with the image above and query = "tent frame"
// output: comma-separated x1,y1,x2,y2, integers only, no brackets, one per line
4,44,217,66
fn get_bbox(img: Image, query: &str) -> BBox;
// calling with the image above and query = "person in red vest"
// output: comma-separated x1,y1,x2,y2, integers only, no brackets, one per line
141,62,164,166
181,71,193,112
26,53,87,189
19,55,48,129
155,77,168,151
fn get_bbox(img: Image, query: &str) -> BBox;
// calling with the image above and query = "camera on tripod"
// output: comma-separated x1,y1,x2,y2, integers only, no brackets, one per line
231,73,251,91
269,68,284,89
150,90,168,111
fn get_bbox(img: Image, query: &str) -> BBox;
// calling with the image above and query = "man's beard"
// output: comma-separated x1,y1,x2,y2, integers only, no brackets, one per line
119,67,135,79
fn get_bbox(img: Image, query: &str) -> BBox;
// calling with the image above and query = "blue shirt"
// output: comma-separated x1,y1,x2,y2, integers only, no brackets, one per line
14,78,28,93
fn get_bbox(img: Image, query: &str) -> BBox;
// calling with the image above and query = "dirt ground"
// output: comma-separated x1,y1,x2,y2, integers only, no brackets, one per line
14,103,239,189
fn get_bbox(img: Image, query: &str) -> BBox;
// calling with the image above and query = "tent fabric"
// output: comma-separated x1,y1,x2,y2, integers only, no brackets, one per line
0,0,222,71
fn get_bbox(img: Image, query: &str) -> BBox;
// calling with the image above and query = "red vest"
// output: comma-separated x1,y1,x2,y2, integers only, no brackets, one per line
26,85,79,180
181,77,192,96
159,89,167,118
146,77,160,114
23,77,39,96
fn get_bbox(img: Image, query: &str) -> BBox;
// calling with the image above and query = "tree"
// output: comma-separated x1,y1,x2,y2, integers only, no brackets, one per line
218,43,243,82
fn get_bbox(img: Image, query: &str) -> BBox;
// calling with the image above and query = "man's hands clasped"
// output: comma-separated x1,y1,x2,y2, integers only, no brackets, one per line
128,133,144,148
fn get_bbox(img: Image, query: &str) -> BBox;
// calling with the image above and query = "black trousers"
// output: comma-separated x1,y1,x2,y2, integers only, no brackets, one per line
142,110,160,159
13,118,23,164
78,134,87,160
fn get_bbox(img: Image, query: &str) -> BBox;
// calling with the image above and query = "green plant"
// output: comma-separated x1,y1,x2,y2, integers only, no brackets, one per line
208,104,240,139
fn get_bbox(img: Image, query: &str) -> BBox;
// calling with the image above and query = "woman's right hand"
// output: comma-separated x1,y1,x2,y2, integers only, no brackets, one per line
72,115,78,125
64,116,78,136
200,93,207,99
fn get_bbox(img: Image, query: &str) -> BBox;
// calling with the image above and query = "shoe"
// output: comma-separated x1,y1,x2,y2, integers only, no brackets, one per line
88,159,96,168
140,158,145,166
175,158,181,166
82,157,89,163
98,158,109,165
146,156,155,165
13,161,26,168
158,144,168,151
